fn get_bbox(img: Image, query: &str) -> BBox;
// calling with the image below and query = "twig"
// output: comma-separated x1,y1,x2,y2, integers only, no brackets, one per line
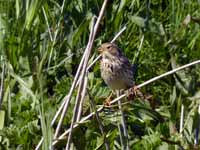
86,55,102,72
116,90,129,150
53,21,96,139
86,25,127,72
132,34,144,64
53,51,85,139
52,107,104,146
179,103,184,134
65,0,108,148
36,14,127,150
160,137,184,150
194,104,200,145
117,123,124,150
111,26,127,43
65,17,96,149
110,60,200,105
87,88,110,150
52,59,200,143
76,76,88,122
0,62,5,110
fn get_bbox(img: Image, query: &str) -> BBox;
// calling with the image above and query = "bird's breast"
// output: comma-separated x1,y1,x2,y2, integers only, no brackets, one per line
100,58,134,90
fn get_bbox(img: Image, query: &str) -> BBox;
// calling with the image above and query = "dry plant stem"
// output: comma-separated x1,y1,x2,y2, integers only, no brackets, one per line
87,55,102,72
66,0,108,148
52,59,200,143
76,77,88,122
88,88,110,150
52,26,128,146
65,76,86,149
179,103,184,134
35,96,69,150
111,26,127,43
65,17,96,149
117,123,124,150
52,107,104,146
53,26,94,139
194,104,200,145
37,0,108,148
110,59,200,105
0,62,5,109
53,52,85,139
133,34,144,63
86,25,127,72
116,90,129,150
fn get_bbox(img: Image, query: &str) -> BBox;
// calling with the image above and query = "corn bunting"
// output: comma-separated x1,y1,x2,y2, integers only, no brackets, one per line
98,43,135,91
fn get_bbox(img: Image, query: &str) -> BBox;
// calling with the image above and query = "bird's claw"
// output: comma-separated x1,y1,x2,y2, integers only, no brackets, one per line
127,85,144,100
103,93,113,106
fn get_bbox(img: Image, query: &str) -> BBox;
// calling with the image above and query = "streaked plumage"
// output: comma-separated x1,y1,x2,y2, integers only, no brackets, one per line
98,43,134,90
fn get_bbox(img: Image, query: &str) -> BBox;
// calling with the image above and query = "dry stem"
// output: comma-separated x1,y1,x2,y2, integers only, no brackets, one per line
53,59,200,144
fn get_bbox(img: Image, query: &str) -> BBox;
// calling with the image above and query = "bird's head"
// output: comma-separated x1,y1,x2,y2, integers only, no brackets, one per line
98,43,121,59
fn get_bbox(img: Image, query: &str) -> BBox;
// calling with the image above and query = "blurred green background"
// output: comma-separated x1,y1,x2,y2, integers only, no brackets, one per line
0,0,200,149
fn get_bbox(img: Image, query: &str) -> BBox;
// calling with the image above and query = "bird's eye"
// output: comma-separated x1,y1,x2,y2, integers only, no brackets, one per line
107,46,111,49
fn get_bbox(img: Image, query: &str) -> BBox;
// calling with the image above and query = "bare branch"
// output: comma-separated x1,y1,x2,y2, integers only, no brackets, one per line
88,88,110,150
53,59,200,143
116,90,129,150
65,1,108,149
0,61,5,110
111,59,200,104
35,11,127,150
111,26,127,43
52,107,104,146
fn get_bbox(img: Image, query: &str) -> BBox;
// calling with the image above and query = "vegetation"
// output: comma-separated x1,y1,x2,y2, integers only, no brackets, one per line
0,0,200,149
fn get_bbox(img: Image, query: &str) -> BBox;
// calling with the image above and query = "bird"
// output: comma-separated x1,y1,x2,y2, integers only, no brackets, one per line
98,42,135,91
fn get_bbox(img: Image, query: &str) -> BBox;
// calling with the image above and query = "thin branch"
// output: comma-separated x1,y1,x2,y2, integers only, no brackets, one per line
179,103,184,134
111,26,127,43
65,0,108,148
87,88,110,150
53,51,85,139
86,25,127,72
110,59,200,105
65,17,96,149
137,60,200,88
132,34,144,64
53,21,96,139
52,59,200,143
116,90,129,150
194,104,200,145
36,14,127,150
87,55,102,72
76,76,88,122
52,106,104,146
0,62,5,110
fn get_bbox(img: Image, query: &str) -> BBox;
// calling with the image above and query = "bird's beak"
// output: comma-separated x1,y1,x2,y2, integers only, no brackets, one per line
98,47,103,53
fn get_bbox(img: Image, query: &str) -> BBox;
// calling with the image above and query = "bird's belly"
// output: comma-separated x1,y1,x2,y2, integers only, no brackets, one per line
106,77,128,90
101,65,133,90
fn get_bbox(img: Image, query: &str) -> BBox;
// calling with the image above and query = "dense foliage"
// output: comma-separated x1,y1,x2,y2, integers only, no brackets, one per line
0,0,200,149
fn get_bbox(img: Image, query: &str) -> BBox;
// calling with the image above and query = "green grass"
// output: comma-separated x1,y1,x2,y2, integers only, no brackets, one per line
0,0,200,149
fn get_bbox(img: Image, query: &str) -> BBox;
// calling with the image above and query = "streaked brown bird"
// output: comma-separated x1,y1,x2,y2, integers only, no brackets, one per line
98,43,135,91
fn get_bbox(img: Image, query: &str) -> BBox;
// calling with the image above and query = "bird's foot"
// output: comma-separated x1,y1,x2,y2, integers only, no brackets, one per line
103,93,113,106
127,85,144,100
